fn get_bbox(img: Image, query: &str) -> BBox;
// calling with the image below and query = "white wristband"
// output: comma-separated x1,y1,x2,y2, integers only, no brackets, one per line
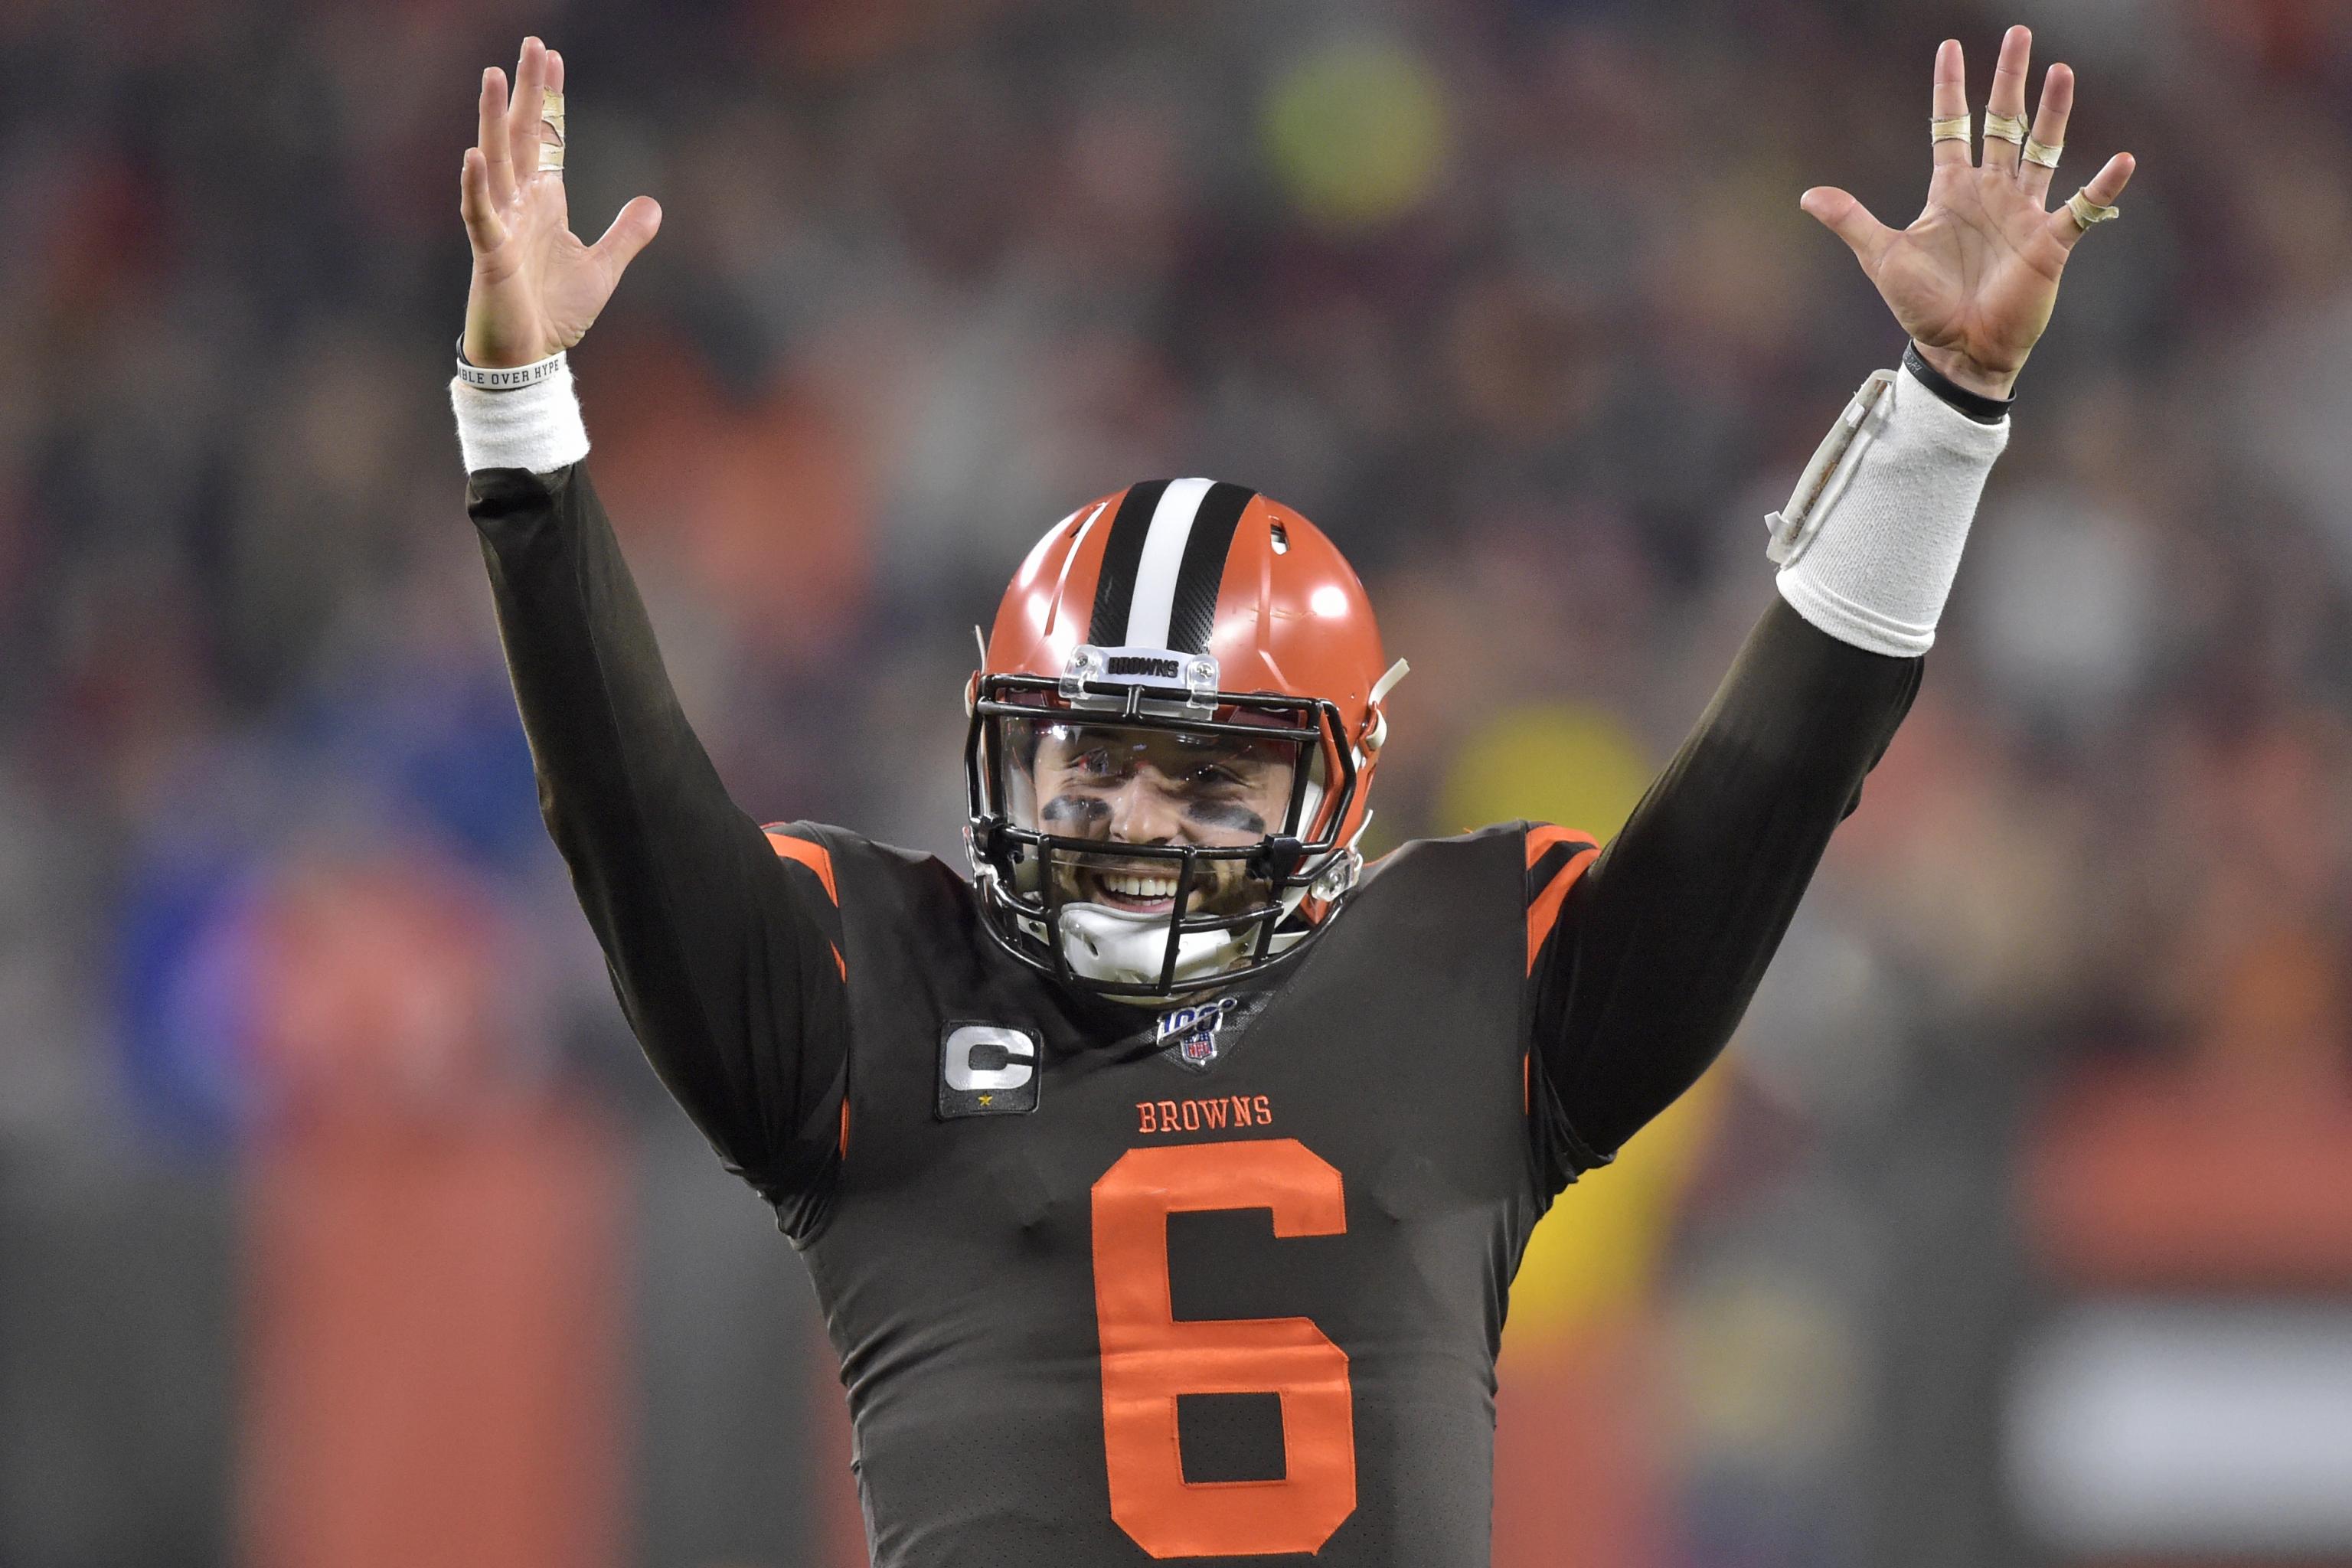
454,345,567,391
1769,359,2007,657
449,357,590,475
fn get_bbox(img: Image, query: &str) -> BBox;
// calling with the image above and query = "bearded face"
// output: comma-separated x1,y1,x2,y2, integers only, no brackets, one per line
1011,720,1302,918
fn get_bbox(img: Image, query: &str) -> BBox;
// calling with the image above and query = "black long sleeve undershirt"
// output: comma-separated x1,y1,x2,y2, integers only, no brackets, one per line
470,463,849,1207
1529,597,1922,1174
1520,351,1988,1176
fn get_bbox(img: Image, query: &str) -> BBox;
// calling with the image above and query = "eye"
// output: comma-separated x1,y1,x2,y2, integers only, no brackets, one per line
1073,747,1122,778
1187,763,1246,789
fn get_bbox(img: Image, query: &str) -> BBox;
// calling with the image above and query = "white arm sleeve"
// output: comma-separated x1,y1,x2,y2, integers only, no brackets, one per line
1772,359,2008,657
449,360,590,475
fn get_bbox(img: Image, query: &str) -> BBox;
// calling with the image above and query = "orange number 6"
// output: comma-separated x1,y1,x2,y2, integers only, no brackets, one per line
1091,1138,1355,1558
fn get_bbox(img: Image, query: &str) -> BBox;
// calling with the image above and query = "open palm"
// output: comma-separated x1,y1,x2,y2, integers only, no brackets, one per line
1801,26,2135,399
459,38,660,369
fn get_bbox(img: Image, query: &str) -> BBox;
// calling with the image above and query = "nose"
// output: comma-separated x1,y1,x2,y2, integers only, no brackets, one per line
1105,776,1184,845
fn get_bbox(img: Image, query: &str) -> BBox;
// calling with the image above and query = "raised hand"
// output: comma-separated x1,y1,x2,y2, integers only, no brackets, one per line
1799,25,2135,400
459,38,661,369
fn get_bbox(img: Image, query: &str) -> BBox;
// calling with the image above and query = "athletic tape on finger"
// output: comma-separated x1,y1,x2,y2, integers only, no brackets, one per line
539,89,565,175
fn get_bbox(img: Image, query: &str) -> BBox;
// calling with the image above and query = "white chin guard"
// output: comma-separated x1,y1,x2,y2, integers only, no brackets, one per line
1055,903,1256,995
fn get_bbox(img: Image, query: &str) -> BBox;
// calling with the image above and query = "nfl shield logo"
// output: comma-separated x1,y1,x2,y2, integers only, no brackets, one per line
1156,997,1240,1073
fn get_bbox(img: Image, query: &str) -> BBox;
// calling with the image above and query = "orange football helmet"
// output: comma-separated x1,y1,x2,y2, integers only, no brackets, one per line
964,479,1404,996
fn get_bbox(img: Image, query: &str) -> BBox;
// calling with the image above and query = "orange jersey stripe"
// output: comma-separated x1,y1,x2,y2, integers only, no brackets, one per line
1526,845,1599,975
764,829,839,906
1524,822,1583,869
766,828,847,978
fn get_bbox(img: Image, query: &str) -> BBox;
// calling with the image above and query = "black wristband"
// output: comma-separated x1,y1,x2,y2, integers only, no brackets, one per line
1902,341,2012,424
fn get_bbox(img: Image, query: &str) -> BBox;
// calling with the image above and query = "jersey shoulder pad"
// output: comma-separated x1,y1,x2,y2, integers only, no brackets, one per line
759,821,982,964
760,821,973,903
1351,823,1586,964
1357,820,1526,883
1358,821,1596,891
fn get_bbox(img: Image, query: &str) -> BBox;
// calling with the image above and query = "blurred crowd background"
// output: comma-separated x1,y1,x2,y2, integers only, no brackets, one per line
7,0,2352,1563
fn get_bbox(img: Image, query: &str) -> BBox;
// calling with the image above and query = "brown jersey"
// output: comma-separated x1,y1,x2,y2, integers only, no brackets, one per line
775,815,1586,1563
468,462,1921,1566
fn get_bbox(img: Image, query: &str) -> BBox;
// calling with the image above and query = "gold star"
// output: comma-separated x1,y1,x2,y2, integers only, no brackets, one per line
978,1093,994,1106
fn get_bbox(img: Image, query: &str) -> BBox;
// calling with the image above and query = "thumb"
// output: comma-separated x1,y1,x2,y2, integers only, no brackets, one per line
591,195,662,278
1800,186,1890,270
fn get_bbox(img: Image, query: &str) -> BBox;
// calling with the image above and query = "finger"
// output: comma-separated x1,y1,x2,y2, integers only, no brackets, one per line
2083,151,2135,207
2048,152,2136,253
590,195,662,280
508,36,547,181
460,148,508,255
1799,186,1895,271
479,66,514,207
2020,63,2075,201
1932,39,1971,169
1984,24,2032,174
543,51,567,179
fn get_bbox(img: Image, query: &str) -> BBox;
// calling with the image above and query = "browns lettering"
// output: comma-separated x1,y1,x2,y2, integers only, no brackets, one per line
1135,1093,1275,1135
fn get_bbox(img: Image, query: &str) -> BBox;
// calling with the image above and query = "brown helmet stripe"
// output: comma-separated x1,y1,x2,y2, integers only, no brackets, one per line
1167,482,1256,655
1086,479,1170,647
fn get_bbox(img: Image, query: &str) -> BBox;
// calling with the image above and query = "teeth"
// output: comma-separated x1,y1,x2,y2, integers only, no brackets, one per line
1100,872,1178,900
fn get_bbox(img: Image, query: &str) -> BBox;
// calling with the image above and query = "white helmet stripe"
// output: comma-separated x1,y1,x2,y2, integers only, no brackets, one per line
1121,477,1214,649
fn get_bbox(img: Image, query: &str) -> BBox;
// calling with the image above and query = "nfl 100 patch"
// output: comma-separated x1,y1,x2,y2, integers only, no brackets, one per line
938,1022,1042,1117
1152,994,1270,1072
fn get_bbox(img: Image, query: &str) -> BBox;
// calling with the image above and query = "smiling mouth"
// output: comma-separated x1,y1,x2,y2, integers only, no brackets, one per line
1082,866,1194,914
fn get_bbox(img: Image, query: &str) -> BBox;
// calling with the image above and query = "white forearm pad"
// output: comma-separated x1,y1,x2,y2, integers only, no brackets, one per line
449,362,589,475
1773,361,2008,657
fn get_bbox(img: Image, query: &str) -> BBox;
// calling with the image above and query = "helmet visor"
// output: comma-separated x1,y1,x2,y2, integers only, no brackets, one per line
1001,716,1306,920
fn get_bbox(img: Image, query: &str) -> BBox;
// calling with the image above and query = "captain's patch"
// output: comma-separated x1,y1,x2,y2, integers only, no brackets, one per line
938,1022,1042,1118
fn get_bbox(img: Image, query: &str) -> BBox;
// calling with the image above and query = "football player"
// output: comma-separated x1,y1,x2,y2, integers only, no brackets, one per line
452,28,2130,1566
